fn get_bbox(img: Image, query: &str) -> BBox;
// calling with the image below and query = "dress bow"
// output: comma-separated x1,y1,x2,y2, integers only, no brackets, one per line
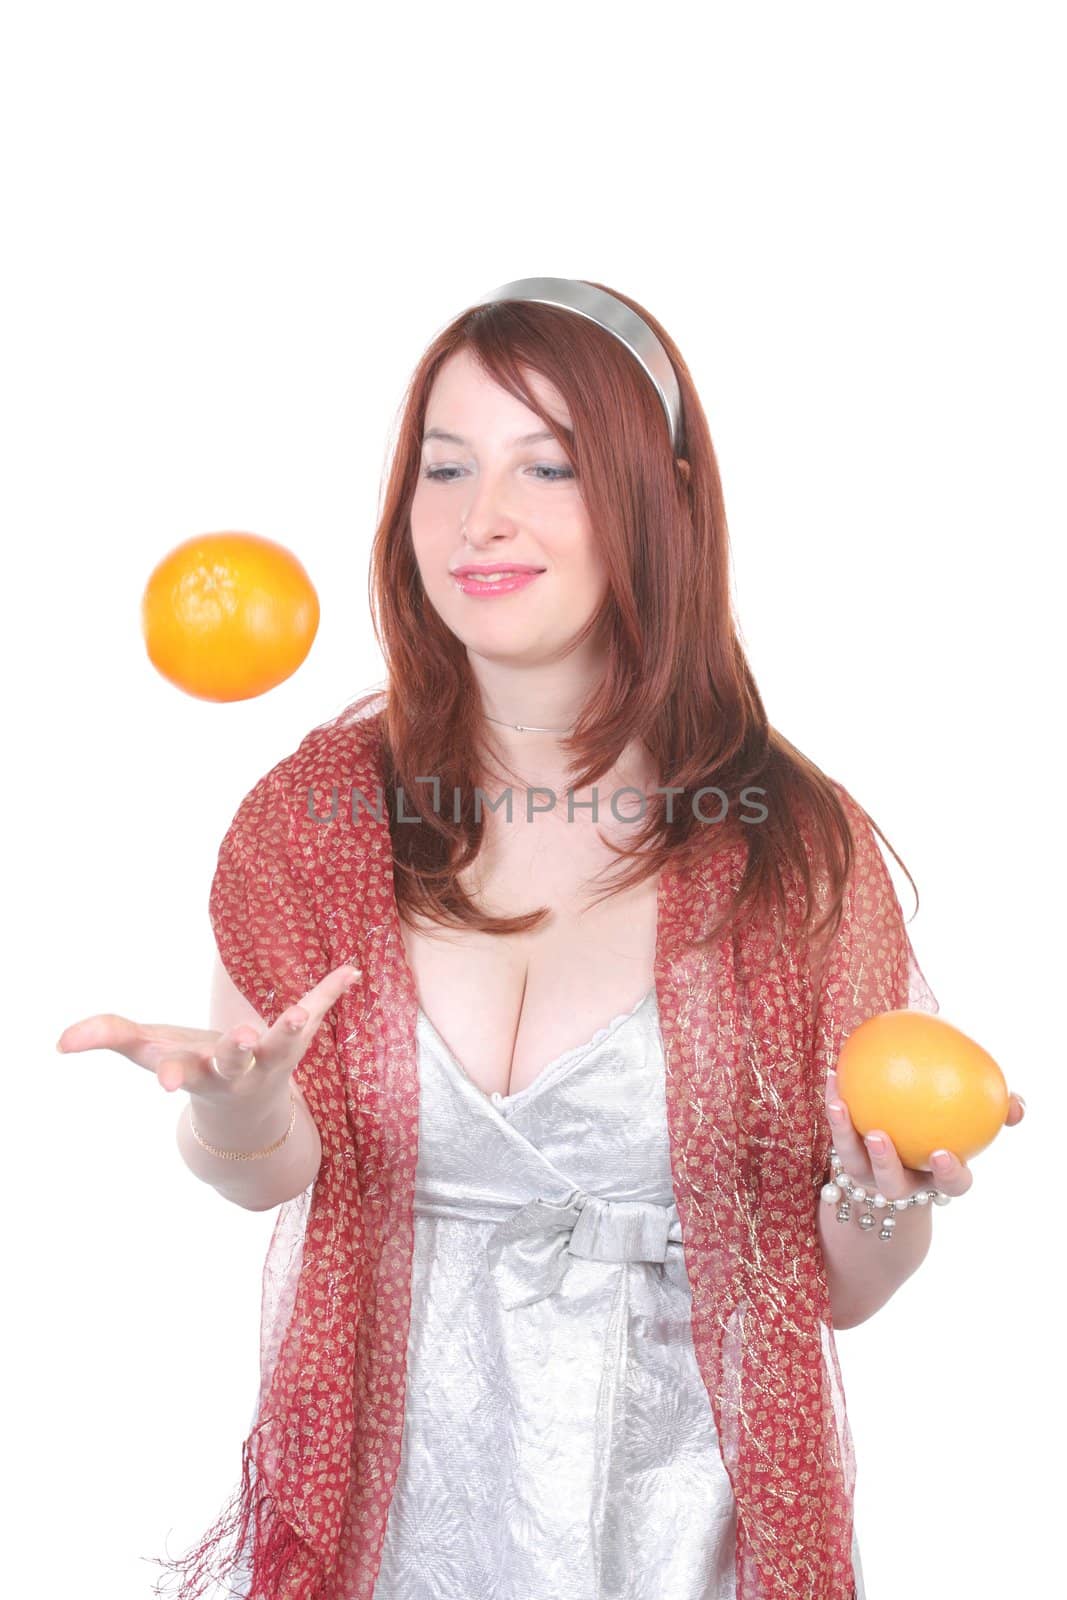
485,1189,679,1309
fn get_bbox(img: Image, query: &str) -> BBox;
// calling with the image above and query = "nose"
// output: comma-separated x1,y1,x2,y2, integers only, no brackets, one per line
457,468,520,546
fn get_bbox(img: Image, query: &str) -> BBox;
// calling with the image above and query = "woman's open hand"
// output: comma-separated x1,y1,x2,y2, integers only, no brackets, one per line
825,1069,1027,1200
56,962,362,1107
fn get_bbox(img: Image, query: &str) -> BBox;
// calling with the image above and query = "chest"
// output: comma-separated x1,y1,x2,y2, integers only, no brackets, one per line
398,813,660,1100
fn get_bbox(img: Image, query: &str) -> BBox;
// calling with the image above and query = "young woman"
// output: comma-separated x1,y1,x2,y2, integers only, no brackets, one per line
59,278,1024,1600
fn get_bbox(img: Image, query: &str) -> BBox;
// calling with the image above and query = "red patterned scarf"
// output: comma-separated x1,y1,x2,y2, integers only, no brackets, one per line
150,702,936,1600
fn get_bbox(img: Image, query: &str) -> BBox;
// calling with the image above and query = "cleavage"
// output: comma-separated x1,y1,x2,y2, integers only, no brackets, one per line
416,963,657,1099
420,986,654,1104
400,850,661,1099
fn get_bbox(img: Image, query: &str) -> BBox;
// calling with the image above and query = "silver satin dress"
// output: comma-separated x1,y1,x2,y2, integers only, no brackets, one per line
369,987,867,1600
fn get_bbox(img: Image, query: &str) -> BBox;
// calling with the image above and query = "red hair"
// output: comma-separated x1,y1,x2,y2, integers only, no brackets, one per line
351,280,919,969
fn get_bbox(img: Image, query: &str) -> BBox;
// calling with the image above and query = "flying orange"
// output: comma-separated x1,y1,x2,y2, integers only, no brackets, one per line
141,531,319,702
835,1010,1009,1171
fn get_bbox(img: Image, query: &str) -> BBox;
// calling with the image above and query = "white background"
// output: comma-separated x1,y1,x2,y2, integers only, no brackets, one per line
5,3,1062,1595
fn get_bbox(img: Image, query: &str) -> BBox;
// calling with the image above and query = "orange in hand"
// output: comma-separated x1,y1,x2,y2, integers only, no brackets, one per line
835,1010,1009,1172
141,531,319,702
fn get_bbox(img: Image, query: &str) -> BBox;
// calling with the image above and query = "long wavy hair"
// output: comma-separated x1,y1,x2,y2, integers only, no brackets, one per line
349,280,919,971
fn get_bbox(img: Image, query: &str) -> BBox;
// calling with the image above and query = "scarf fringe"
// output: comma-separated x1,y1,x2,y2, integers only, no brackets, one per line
142,1417,328,1600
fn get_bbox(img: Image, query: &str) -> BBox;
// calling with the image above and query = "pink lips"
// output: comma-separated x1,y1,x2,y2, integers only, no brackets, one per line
451,565,545,597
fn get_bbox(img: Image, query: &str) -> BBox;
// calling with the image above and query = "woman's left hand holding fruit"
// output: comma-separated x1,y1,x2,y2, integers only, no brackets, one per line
824,1073,1027,1198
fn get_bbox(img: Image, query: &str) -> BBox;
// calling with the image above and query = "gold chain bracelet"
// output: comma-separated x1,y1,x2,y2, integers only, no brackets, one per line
190,1092,297,1161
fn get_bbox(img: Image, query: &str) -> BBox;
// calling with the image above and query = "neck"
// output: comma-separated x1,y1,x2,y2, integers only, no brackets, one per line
468,654,598,770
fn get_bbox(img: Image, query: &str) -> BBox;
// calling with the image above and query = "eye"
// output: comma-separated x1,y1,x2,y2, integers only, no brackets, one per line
422,464,575,483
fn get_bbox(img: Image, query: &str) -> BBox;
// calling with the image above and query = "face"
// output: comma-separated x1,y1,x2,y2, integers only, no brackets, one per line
410,347,609,666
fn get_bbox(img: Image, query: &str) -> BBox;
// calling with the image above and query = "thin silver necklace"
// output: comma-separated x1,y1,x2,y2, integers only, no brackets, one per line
482,712,573,735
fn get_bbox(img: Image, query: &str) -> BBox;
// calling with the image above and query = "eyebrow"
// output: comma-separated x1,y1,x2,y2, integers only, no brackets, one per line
422,426,573,448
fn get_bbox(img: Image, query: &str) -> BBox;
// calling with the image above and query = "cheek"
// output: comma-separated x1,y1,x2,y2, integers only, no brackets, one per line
566,525,610,601
529,515,608,618
408,499,448,575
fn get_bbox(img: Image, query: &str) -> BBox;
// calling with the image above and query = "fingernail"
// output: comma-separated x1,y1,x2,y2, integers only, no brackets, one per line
865,1134,887,1154
829,1103,847,1124
931,1151,953,1172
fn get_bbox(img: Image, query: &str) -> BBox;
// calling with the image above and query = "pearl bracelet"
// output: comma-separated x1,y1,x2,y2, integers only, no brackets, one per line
821,1145,953,1242
189,1092,298,1161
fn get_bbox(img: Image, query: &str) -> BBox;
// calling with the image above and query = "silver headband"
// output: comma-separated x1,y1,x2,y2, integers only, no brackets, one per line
468,276,683,455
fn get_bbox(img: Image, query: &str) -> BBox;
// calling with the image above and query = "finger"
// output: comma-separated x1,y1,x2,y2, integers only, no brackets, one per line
56,1013,139,1056
205,1025,262,1085
864,1132,973,1202
309,962,362,1009
57,1015,217,1071
157,1025,259,1094
825,1072,868,1172
260,964,361,1054
924,1148,973,1198
859,1129,914,1201
1006,1092,1026,1126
